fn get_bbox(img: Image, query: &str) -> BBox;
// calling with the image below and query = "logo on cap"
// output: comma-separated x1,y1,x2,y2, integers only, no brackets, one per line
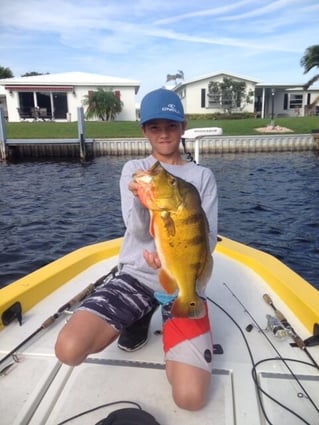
162,103,181,115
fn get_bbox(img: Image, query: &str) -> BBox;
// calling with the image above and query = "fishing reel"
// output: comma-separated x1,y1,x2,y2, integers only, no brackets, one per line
266,314,288,340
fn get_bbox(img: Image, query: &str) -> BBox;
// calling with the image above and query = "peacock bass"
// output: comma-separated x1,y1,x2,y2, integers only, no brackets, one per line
133,161,213,318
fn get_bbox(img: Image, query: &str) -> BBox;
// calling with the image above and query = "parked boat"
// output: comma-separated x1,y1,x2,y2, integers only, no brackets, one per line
0,236,318,425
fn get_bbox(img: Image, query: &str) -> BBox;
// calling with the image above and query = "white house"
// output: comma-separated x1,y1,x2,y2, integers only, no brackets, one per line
1,71,319,123
173,72,319,118
173,72,257,115
256,83,319,118
0,72,140,122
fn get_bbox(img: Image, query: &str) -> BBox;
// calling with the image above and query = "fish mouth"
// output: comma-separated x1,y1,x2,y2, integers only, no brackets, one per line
138,175,152,184
133,171,152,184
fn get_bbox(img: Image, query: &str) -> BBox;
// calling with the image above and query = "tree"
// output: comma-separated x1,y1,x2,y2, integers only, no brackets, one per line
21,72,49,77
300,45,319,90
0,66,14,79
83,88,123,121
207,77,253,114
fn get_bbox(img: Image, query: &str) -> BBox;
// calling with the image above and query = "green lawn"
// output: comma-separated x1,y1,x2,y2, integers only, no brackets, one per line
4,116,319,139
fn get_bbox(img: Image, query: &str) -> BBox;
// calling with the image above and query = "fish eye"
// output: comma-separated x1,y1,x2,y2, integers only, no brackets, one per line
169,177,176,186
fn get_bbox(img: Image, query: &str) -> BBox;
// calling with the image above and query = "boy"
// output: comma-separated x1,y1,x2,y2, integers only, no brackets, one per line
55,88,218,410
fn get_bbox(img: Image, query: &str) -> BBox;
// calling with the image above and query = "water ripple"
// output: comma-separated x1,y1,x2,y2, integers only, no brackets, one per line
1,152,318,290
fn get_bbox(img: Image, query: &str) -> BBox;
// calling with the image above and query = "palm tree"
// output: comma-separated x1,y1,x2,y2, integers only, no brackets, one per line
300,45,319,90
83,88,123,121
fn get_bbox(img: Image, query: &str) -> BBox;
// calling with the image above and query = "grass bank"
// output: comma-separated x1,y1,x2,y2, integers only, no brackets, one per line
5,116,319,139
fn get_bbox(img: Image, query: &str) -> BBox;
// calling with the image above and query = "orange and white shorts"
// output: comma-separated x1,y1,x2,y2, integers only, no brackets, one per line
161,300,214,373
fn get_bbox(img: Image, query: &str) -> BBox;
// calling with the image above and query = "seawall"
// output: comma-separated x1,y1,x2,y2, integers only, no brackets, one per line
94,134,317,156
1,134,318,161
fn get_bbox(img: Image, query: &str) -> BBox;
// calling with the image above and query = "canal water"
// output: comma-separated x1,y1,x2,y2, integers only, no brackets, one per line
1,151,318,290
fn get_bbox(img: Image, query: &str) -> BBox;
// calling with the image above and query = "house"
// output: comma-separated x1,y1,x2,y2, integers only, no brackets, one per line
254,83,319,118
172,72,319,118
172,72,257,115
1,70,318,123
0,72,140,122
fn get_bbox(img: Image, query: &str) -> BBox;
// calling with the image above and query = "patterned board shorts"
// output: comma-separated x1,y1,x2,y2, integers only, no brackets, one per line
79,273,213,372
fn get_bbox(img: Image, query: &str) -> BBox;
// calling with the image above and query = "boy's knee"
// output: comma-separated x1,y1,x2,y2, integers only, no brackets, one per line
55,333,86,366
172,387,207,411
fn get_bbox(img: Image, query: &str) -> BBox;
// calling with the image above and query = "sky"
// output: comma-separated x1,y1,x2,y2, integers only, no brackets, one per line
0,0,318,100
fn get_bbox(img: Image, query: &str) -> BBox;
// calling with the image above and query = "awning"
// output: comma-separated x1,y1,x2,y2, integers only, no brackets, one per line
4,85,74,92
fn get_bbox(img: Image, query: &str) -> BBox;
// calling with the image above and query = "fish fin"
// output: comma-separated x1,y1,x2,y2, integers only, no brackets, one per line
160,211,176,237
171,296,206,318
149,213,155,238
196,254,213,292
158,269,178,294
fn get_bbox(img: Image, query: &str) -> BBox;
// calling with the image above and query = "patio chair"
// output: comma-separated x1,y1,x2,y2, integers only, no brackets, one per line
39,108,50,121
17,107,31,120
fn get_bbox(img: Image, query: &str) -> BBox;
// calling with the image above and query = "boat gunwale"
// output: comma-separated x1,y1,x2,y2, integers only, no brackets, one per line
0,235,318,333
0,238,122,329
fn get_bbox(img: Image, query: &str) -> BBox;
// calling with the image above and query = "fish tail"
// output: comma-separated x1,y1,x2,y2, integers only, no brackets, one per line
171,296,206,318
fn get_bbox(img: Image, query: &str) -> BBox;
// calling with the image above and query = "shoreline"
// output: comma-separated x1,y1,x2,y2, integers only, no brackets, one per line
1,133,318,161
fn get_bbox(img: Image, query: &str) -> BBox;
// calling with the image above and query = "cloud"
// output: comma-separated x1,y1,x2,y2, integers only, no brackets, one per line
154,0,255,25
219,0,300,21
0,0,316,95
0,0,311,54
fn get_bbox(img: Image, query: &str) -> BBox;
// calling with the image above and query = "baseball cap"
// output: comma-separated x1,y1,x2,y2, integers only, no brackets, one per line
140,88,185,124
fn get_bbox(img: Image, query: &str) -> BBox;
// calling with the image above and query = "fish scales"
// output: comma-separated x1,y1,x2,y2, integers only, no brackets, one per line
133,161,213,318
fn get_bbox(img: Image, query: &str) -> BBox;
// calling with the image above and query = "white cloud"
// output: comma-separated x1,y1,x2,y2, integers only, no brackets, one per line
0,0,316,98
154,0,256,25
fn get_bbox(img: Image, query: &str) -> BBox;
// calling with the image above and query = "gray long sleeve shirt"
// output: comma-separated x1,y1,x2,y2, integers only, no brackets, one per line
118,155,218,292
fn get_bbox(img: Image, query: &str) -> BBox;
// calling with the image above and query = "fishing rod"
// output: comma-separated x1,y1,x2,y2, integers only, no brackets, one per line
263,294,319,370
0,266,118,369
222,282,319,416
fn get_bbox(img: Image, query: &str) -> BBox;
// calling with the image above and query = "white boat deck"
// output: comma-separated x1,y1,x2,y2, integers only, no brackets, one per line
1,252,318,425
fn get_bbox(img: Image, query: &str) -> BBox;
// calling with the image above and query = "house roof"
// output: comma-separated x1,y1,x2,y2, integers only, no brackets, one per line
256,82,305,88
0,72,140,93
173,71,259,90
172,71,319,92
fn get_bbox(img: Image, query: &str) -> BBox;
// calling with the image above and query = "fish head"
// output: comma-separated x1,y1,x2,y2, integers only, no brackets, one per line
133,161,183,211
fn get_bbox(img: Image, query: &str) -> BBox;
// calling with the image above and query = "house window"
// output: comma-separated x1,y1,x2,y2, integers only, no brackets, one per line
18,92,34,117
52,92,68,119
18,91,68,119
208,95,221,106
178,89,185,99
289,94,303,109
36,92,52,117
201,89,206,108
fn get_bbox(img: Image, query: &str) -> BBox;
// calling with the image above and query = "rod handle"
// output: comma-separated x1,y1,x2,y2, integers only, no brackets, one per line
57,283,95,313
263,294,286,321
68,283,95,306
41,315,58,329
292,335,306,349
263,294,273,305
274,310,286,322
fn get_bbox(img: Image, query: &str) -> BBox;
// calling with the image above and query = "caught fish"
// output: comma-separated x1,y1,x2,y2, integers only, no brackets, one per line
133,161,213,318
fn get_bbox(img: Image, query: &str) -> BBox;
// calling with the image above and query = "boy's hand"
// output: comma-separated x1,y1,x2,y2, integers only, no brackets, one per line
129,169,145,197
143,250,161,269
128,180,139,196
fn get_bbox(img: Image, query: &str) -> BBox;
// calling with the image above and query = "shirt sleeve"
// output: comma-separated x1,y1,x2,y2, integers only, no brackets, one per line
199,168,218,252
119,160,151,240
